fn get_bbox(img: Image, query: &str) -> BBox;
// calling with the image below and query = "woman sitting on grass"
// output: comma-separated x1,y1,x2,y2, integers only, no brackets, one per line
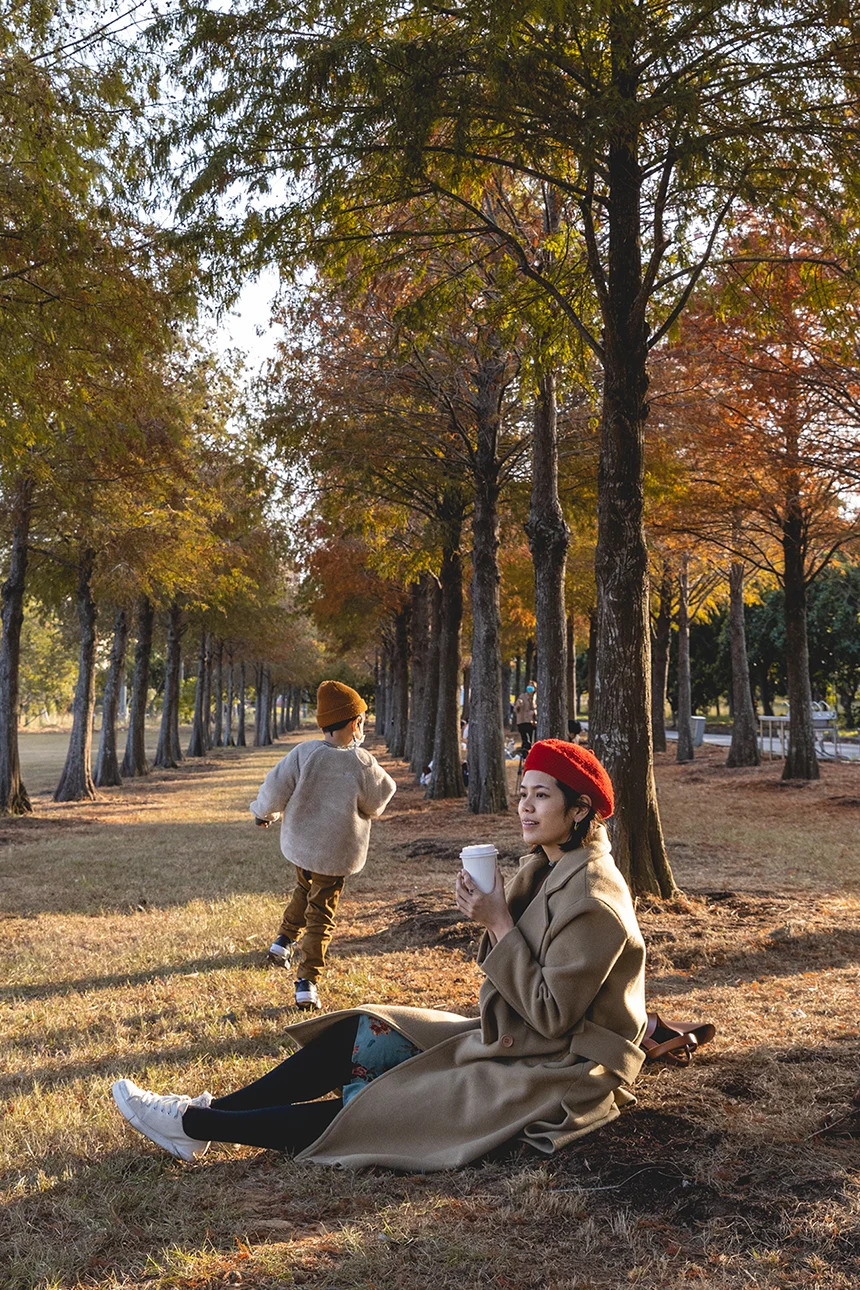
112,740,647,1172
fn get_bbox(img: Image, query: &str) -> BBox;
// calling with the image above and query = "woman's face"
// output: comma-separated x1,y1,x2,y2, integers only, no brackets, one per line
518,770,588,857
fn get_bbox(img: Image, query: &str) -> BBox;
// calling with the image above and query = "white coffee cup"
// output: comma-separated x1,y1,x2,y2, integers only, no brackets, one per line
459,844,499,893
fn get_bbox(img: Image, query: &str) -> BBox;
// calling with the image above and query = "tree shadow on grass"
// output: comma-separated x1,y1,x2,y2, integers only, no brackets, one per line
0,948,273,1004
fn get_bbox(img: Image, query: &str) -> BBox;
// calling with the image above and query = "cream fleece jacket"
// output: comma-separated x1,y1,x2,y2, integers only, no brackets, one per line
249,740,397,876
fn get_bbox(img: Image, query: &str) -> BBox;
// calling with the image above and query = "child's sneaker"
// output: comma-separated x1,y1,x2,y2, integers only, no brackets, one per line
267,936,295,969
111,1080,212,1161
295,978,321,1010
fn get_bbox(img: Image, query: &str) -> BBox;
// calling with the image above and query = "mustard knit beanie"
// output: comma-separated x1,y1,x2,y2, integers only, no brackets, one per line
316,680,367,729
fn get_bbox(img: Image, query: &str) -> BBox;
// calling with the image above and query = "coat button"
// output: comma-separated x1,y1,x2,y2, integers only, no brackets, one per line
501,1034,514,1048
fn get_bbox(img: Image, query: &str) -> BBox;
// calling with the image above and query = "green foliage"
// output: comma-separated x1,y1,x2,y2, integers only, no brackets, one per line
16,602,77,722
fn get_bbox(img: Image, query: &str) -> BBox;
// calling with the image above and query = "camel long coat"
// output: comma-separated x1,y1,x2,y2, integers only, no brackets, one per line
286,826,647,1171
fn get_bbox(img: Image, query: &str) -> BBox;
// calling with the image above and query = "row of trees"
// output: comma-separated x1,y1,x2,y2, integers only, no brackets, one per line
160,0,860,895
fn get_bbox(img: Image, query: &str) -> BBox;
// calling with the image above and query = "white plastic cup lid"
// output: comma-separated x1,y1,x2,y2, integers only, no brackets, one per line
459,844,499,860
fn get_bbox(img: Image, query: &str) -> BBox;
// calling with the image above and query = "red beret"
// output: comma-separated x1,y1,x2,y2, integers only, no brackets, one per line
522,738,614,819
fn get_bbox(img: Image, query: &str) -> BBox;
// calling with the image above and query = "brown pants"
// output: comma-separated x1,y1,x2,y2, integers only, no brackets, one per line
278,868,346,982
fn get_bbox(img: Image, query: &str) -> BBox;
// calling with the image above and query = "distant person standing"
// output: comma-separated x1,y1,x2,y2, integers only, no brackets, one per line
251,681,396,1011
514,684,537,752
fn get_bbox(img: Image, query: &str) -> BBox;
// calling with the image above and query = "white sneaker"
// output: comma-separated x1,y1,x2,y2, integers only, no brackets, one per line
294,978,321,1010
266,938,295,969
112,1080,213,1161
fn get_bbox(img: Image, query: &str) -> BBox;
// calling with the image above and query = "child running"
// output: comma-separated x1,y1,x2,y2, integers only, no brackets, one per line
251,680,396,1011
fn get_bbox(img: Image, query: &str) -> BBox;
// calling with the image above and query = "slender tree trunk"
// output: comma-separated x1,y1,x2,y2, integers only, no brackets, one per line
55,548,98,802
237,661,247,746
526,369,569,739
587,611,597,722
388,609,410,758
469,369,508,812
94,606,128,787
727,561,761,767
376,652,388,737
121,596,153,778
291,686,301,730
590,65,675,895
225,651,235,746
187,631,209,757
461,664,470,723
428,507,466,799
566,615,577,725
408,576,433,773
513,655,522,720
202,635,213,750
154,601,184,768
253,662,263,746
0,477,33,814
676,555,694,763
264,667,274,744
651,564,671,753
213,639,224,747
782,491,818,780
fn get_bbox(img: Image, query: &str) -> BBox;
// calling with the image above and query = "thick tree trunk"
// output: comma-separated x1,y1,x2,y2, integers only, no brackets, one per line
676,556,694,763
590,82,675,895
387,607,410,759
428,509,466,799
782,492,818,780
55,548,98,802
727,562,761,767
213,639,224,747
526,369,569,740
651,564,671,753
187,631,209,757
121,596,154,778
237,662,247,746
468,370,508,812
0,478,33,814
154,601,184,768
94,606,128,787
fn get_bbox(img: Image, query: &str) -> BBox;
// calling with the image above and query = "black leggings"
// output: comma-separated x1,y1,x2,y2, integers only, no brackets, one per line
182,1016,359,1153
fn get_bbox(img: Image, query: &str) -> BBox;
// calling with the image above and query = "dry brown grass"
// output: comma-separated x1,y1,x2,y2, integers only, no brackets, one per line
0,731,858,1289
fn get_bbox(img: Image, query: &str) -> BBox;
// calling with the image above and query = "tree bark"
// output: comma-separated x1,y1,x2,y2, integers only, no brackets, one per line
202,634,213,750
55,548,98,802
290,685,301,730
428,506,466,799
782,489,819,780
94,606,128,787
524,637,535,693
566,615,577,724
461,664,470,723
237,661,247,746
727,561,761,767
154,601,184,768
468,360,508,812
676,555,694,763
526,368,569,740
587,611,596,723
187,631,209,757
0,477,33,814
121,596,154,778
589,55,675,895
651,563,672,753
387,606,410,759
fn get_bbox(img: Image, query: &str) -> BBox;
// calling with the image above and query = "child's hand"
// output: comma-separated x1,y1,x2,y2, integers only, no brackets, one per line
253,816,270,828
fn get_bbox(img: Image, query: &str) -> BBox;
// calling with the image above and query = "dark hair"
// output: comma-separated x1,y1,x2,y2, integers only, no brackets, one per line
322,715,358,734
555,778,597,851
